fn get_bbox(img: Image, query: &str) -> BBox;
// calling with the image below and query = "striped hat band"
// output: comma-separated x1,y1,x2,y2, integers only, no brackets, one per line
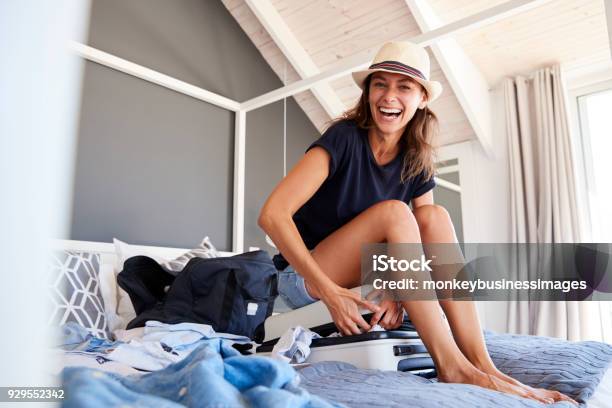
368,61,427,81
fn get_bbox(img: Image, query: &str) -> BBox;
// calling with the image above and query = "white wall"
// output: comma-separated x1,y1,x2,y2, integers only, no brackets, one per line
437,83,512,332
474,83,513,332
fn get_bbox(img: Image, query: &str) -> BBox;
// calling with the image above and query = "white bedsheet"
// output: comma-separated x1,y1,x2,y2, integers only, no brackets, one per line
51,349,141,377
588,366,612,408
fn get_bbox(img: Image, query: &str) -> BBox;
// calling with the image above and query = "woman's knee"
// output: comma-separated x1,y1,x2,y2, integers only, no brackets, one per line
373,200,419,231
412,204,451,229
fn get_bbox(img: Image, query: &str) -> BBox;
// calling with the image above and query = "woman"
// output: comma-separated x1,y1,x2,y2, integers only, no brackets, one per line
259,41,575,405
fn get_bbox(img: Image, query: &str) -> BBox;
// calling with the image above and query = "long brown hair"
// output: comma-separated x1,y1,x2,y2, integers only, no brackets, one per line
329,74,438,183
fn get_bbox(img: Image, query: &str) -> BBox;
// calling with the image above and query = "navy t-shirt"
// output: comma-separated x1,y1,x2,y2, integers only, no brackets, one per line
273,120,435,269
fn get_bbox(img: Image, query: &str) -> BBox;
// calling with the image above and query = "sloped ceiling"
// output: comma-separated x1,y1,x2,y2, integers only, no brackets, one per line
435,0,610,83
222,0,610,148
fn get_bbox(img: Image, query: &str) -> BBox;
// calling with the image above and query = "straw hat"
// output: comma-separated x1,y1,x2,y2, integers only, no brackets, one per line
352,41,442,103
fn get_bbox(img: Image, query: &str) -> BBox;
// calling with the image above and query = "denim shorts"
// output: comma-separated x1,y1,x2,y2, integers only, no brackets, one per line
277,265,318,309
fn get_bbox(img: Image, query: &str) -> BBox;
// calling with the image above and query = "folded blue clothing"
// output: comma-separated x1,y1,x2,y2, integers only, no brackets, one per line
59,321,258,371
60,322,116,354
298,332,612,408
63,338,340,408
59,322,102,347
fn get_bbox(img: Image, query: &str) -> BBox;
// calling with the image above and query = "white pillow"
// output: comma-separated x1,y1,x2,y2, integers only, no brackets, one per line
112,237,220,332
98,260,122,332
113,238,166,275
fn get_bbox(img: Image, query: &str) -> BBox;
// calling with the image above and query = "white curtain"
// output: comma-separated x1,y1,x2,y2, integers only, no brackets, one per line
504,65,606,341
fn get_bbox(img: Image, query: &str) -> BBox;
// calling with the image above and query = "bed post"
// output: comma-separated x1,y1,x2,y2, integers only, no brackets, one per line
233,110,246,253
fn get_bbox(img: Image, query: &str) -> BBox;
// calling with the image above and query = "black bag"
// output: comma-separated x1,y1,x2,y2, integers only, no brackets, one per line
117,250,278,343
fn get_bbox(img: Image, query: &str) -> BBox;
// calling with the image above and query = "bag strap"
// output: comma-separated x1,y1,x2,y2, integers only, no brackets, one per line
264,272,278,318
219,269,237,332
252,273,278,343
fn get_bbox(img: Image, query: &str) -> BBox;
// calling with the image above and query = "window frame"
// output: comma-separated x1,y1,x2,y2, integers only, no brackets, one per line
567,78,612,242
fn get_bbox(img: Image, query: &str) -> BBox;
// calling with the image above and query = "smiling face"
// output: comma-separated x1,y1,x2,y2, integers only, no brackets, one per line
368,71,428,137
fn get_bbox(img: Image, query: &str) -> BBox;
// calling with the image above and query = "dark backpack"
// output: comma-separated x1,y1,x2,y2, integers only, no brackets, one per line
117,250,278,343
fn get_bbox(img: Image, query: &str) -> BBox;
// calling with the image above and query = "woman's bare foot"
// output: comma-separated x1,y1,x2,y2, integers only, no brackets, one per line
438,365,557,404
477,363,578,406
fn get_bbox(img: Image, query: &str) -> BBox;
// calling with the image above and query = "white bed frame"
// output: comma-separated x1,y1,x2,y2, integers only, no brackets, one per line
52,238,237,271
68,0,547,254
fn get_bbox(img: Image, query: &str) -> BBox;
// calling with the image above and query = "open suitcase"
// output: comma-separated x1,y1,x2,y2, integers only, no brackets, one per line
257,290,436,377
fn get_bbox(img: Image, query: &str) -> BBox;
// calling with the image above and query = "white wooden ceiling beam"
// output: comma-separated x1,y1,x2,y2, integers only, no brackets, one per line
244,0,345,118
241,0,555,113
405,0,494,157
71,42,242,112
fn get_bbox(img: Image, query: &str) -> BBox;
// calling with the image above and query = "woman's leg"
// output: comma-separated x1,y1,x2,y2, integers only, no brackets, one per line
304,200,550,403
412,205,494,370
413,204,574,405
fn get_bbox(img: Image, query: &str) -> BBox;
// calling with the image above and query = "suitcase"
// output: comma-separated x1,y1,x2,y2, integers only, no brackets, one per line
257,307,436,377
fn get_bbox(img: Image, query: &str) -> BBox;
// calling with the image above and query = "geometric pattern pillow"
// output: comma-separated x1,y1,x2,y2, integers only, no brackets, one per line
48,251,110,339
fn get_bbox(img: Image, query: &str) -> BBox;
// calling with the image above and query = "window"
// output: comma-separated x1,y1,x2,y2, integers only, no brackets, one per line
575,83,612,242
434,159,463,243
571,79,612,343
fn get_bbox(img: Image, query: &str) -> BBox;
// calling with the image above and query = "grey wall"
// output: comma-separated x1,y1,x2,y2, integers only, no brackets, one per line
71,0,318,251
245,99,319,251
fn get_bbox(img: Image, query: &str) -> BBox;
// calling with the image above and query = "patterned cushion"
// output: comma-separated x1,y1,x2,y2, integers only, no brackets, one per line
48,251,110,339
160,237,220,274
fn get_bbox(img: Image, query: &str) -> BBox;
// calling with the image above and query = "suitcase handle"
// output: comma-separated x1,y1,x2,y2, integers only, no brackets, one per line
397,356,435,372
393,344,428,356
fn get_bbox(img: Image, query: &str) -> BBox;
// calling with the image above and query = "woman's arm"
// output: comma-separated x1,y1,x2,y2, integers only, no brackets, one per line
259,147,380,333
411,190,433,209
258,147,338,294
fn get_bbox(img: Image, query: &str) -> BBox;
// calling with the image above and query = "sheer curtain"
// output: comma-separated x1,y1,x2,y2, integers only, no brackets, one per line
504,65,607,341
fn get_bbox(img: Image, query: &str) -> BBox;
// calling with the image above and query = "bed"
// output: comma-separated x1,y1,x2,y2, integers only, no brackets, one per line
50,239,612,407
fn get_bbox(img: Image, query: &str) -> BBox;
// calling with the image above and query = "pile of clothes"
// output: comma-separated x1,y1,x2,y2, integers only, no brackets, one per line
58,322,339,407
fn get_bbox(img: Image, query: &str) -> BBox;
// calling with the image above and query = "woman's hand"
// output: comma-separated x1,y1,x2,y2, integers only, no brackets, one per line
319,283,381,335
369,299,404,330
